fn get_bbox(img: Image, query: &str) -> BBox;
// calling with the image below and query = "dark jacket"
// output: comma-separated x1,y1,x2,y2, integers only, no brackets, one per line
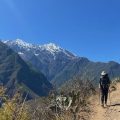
99,74,111,89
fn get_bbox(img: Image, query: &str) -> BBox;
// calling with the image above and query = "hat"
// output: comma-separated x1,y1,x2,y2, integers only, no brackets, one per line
101,71,107,76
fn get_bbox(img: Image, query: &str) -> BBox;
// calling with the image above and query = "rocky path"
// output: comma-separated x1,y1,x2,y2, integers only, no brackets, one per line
90,83,120,120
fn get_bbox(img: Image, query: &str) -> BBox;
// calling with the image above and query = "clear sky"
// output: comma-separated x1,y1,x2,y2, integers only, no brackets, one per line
0,0,120,62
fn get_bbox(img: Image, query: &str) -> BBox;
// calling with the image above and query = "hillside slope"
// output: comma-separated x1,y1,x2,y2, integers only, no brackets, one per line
52,58,120,87
0,41,52,98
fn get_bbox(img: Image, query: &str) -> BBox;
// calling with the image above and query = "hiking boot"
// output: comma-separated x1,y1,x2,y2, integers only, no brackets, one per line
104,104,107,107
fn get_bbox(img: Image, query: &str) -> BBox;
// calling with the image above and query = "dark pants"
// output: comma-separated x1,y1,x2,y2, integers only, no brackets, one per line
101,87,109,104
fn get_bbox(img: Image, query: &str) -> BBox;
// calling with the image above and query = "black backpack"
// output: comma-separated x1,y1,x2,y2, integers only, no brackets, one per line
100,76,110,89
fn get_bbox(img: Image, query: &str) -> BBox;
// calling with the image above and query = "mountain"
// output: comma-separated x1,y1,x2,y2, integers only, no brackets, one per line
53,58,120,87
0,41,52,98
3,39,76,81
3,39,120,88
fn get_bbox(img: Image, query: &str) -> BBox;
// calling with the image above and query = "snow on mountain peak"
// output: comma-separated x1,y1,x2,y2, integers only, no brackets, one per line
14,39,33,48
44,43,60,49
39,43,61,53
3,39,33,49
15,39,27,44
39,43,76,58
2,39,76,59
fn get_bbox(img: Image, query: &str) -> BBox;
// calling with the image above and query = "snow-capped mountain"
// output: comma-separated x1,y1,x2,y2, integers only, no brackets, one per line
2,39,77,80
3,39,34,49
2,39,120,88
3,39,75,60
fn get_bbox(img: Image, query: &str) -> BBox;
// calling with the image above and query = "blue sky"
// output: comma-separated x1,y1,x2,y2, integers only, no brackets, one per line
0,0,120,62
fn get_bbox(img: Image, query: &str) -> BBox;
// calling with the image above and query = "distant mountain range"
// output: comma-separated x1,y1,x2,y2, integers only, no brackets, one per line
3,39,120,87
0,41,52,98
3,39,76,81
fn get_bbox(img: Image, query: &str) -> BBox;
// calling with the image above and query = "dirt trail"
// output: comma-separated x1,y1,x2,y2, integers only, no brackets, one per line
90,83,120,120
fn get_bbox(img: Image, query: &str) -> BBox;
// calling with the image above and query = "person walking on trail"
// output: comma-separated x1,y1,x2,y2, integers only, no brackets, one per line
99,71,111,107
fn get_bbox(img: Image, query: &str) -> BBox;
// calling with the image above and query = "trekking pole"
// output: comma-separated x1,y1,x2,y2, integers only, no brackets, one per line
99,88,101,105
109,89,111,106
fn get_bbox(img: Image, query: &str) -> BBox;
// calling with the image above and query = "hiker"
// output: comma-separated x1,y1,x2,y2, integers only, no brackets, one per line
99,71,111,107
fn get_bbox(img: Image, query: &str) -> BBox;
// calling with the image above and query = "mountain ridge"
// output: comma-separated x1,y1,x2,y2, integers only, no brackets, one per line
2,39,76,59
2,39,120,88
2,39,77,81
3,39,119,63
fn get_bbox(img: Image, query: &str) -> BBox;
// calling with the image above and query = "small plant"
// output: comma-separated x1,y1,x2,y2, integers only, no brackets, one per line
0,85,30,120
